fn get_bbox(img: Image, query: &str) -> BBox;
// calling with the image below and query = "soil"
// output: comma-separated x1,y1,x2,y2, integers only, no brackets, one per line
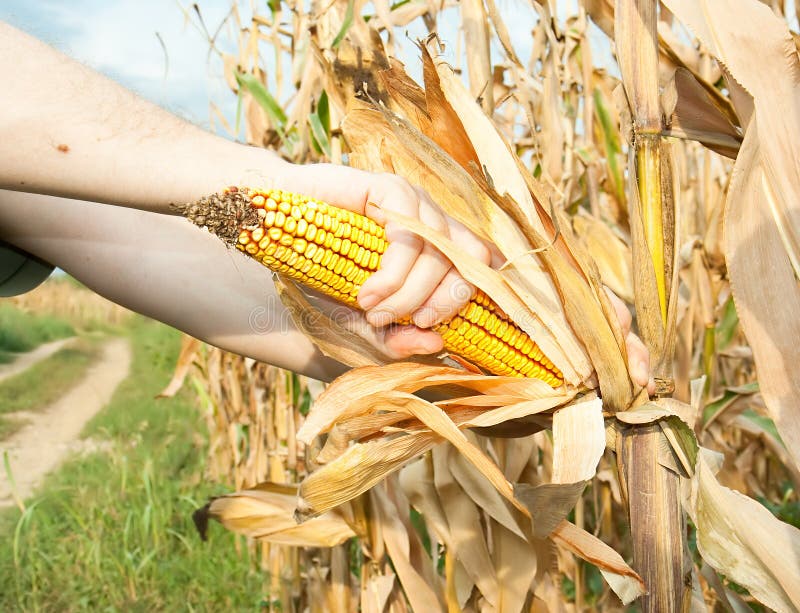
0,337,75,383
0,338,131,507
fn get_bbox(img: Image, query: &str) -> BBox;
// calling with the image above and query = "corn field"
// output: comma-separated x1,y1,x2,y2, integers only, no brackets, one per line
169,0,800,610
11,277,130,330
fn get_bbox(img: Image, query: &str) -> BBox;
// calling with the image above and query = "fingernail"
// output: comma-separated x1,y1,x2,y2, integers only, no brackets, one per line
358,293,379,310
412,308,435,328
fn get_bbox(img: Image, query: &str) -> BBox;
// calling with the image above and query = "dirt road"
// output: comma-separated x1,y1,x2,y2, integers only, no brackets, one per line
0,338,131,507
0,337,75,383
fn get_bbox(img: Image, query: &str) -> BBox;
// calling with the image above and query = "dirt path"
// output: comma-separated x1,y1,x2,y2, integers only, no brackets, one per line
0,338,131,507
0,337,76,383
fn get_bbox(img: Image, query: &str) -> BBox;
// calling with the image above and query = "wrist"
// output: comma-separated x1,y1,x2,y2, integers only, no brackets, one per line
208,140,291,192
182,137,290,203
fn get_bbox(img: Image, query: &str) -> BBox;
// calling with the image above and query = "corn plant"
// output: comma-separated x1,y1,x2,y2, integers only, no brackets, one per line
171,0,800,610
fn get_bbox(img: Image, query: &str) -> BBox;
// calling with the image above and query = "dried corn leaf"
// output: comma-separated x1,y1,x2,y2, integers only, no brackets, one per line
297,432,439,519
276,277,388,368
422,39,548,233
371,485,445,611
514,482,588,539
399,457,454,549
491,520,538,613
360,573,396,613
433,444,498,608
194,482,355,547
664,0,800,471
419,44,482,171
573,214,634,303
507,396,605,537
552,395,605,483
297,362,465,444
388,392,528,515
687,449,800,611
458,393,576,429
448,437,526,539
158,335,201,397
551,520,646,604
663,67,741,159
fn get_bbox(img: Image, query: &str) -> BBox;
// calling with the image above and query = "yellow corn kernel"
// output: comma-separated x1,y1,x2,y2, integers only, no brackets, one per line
250,226,264,243
207,189,567,384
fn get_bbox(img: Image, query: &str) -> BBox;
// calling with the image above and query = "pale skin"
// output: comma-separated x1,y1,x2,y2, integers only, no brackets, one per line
0,22,652,388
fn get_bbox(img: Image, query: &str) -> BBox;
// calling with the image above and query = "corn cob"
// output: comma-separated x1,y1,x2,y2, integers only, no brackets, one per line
181,187,563,386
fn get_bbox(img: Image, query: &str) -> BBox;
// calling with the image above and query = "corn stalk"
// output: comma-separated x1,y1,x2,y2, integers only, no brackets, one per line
614,0,687,609
168,1,800,610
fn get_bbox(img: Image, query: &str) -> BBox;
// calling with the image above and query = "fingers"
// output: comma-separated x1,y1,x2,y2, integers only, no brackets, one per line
356,177,425,310
605,286,632,337
366,241,452,327
357,224,424,310
412,269,472,328
381,324,444,359
293,165,495,355
316,300,444,360
626,332,651,389
358,183,455,325
604,286,656,393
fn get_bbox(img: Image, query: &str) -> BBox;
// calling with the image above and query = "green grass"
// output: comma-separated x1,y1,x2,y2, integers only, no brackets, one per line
0,341,99,415
0,303,75,354
0,340,100,440
0,415,27,441
0,316,268,611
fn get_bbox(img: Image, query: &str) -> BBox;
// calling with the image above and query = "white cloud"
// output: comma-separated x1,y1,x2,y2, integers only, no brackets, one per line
3,0,238,127
2,0,617,131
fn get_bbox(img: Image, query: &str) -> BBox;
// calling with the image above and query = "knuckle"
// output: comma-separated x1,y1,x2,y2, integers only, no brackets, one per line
449,278,474,307
381,173,414,194
474,241,492,265
376,275,405,296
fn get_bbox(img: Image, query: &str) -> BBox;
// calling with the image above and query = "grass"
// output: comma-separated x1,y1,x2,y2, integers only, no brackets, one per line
0,316,268,611
0,341,98,414
0,303,74,354
0,340,101,439
0,416,26,441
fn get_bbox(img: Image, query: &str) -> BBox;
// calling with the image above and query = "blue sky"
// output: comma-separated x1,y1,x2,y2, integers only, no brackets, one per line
2,0,615,135
2,1,237,128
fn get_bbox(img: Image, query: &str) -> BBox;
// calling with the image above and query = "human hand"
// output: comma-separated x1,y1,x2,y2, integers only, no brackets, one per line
605,287,655,394
279,162,491,360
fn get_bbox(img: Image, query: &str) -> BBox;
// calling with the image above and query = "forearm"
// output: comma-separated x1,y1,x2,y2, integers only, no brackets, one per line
0,22,287,213
0,189,347,381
